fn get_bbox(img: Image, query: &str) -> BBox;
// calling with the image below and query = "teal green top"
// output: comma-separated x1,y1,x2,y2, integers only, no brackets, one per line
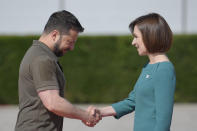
112,62,176,131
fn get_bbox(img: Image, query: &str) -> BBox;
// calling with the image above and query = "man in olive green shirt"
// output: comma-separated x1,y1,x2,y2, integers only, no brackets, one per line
15,10,100,131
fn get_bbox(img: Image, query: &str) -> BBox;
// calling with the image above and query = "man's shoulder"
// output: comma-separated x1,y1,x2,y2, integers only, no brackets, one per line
21,46,54,69
31,55,54,68
29,44,48,57
25,44,52,62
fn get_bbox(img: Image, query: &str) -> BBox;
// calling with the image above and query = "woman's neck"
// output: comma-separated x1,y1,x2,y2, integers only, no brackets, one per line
148,53,169,64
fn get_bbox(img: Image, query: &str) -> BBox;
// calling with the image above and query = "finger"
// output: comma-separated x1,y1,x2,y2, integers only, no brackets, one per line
86,122,95,127
93,109,97,117
88,106,96,116
95,109,100,114
98,112,102,120
95,109,101,116
94,109,102,121
86,106,95,122
96,115,102,122
99,115,102,120
87,106,93,112
82,121,92,127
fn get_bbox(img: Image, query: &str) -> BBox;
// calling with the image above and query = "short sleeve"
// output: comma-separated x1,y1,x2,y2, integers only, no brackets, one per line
30,56,59,92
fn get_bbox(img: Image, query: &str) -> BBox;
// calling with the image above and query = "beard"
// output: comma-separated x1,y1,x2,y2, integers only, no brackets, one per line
54,38,64,57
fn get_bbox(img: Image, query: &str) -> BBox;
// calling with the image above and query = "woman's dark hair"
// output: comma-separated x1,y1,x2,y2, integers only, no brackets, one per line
129,13,173,53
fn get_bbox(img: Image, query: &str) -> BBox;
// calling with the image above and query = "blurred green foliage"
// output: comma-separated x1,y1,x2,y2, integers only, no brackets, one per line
0,35,196,104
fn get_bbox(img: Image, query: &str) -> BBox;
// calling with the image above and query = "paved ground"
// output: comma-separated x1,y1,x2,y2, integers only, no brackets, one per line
0,104,196,131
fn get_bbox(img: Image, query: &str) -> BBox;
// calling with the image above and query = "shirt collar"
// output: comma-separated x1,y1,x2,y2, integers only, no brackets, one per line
32,40,58,62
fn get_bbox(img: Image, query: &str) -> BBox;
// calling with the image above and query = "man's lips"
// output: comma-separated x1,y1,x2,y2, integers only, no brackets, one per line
63,48,71,53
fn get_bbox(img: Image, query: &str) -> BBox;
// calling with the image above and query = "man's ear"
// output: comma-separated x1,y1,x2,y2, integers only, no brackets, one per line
51,30,60,42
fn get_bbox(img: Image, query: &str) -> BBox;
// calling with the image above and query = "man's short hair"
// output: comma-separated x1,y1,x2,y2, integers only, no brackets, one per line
43,10,84,34
129,13,173,53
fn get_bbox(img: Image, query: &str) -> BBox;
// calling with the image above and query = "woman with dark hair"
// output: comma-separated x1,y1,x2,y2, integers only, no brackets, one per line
91,13,176,131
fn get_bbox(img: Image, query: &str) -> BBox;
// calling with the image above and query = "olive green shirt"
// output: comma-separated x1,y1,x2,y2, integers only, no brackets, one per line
15,40,65,131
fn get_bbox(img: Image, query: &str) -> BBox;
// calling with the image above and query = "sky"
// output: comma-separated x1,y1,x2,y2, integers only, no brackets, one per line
0,0,197,35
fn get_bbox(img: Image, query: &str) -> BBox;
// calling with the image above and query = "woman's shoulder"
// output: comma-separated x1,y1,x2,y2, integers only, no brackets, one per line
157,61,174,71
155,61,175,77
144,61,174,71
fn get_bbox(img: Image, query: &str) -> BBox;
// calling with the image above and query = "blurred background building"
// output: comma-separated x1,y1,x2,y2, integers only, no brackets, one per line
0,0,196,35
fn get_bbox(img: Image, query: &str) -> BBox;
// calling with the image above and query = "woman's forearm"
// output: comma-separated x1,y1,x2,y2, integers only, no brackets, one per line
99,106,116,117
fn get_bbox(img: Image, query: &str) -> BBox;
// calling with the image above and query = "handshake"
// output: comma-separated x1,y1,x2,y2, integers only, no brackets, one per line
82,106,102,127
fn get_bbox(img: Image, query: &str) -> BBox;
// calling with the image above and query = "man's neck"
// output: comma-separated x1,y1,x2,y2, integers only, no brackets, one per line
39,34,54,52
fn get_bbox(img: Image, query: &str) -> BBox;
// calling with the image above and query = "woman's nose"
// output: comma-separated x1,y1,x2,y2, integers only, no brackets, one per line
131,39,135,46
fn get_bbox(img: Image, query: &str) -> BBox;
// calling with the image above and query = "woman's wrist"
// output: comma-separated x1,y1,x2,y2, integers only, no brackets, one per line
100,106,116,117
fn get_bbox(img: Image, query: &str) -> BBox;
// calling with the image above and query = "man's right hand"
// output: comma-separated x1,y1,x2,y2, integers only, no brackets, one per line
82,106,102,127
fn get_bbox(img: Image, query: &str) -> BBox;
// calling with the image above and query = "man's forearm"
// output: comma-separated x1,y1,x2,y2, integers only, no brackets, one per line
49,96,89,121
